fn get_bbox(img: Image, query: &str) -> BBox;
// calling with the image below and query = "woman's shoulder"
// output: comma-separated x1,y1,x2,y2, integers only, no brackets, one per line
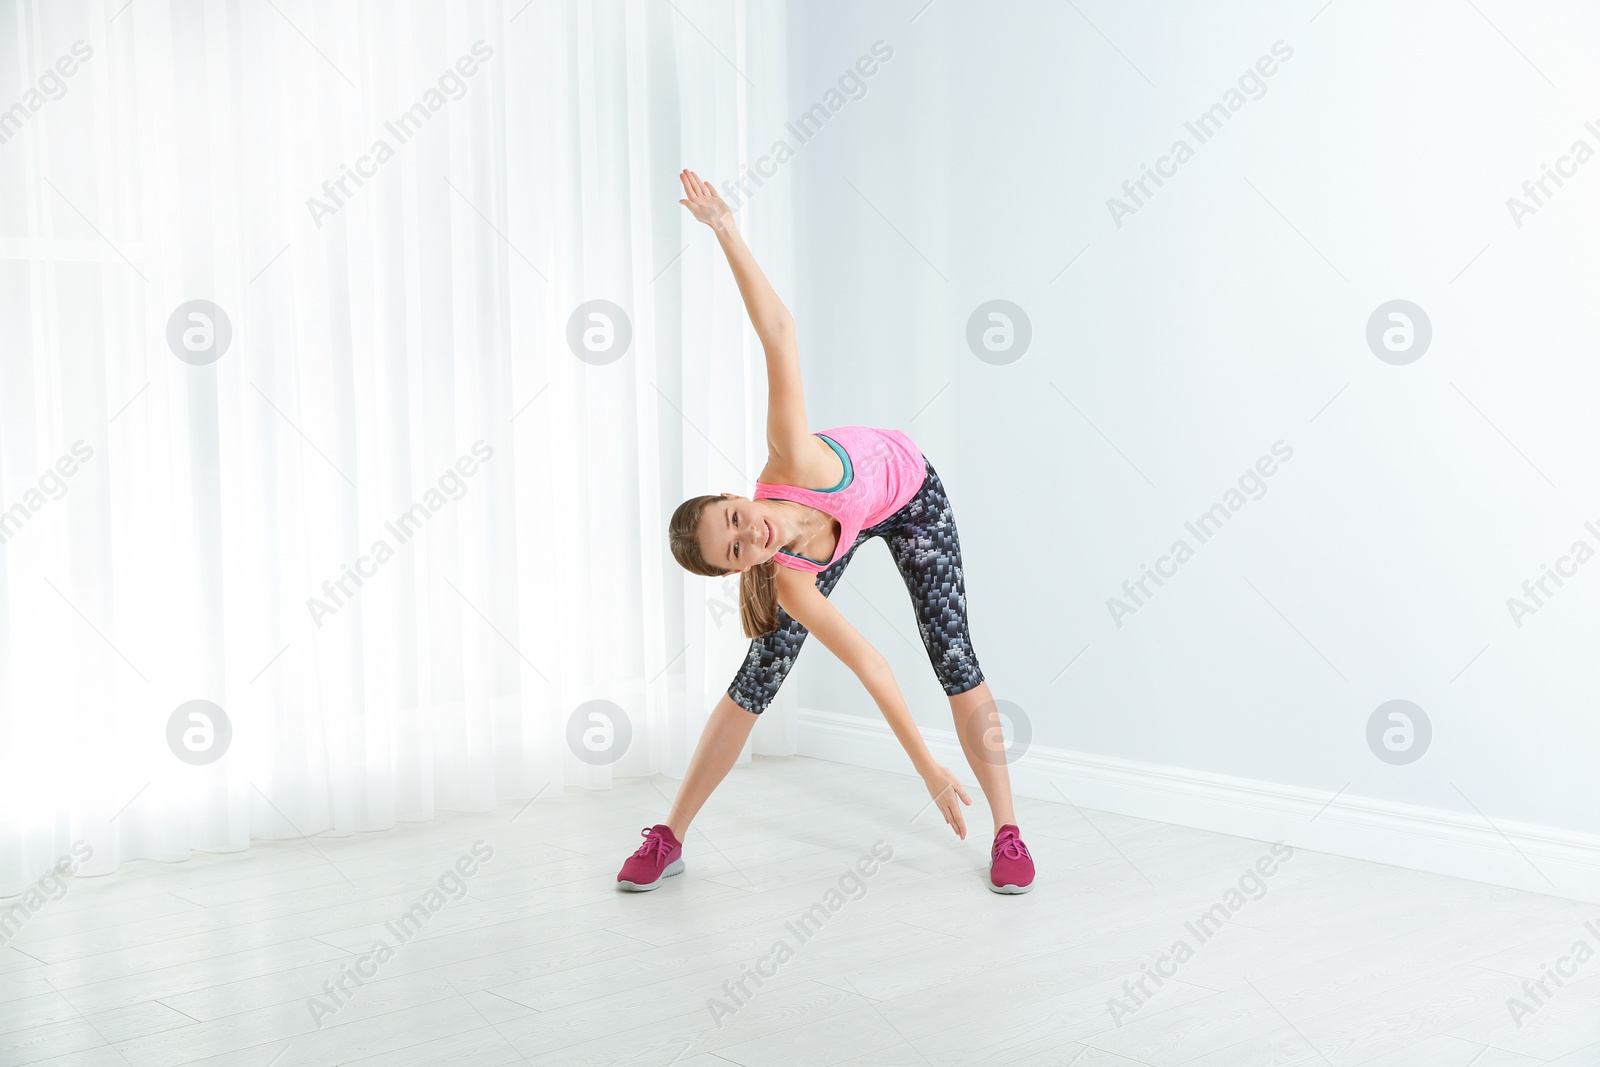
758,432,840,488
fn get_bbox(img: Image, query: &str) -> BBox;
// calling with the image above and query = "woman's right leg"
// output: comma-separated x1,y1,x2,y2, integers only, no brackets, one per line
663,693,758,841
660,538,868,840
658,608,813,841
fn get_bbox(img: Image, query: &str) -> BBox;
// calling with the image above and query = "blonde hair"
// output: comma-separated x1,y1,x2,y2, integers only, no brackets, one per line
668,495,779,638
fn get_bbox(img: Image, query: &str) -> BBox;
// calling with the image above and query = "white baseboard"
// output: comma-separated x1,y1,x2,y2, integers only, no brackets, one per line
798,707,1600,905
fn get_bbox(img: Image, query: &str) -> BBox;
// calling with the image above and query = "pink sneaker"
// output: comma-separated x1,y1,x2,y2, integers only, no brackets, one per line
989,824,1034,894
617,824,684,891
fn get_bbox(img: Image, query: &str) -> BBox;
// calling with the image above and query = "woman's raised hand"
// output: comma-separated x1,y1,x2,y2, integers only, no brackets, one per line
678,169,732,229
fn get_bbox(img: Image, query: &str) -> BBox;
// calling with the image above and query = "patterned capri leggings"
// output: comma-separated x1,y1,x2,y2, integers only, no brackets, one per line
728,458,985,715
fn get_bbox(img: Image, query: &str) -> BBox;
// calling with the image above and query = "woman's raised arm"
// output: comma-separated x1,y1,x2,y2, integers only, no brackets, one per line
679,169,809,462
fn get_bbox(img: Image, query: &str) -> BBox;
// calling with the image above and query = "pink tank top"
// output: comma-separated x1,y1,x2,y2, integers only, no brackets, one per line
753,426,926,574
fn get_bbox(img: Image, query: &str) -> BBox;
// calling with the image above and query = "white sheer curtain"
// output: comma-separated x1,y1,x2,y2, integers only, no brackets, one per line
0,0,792,896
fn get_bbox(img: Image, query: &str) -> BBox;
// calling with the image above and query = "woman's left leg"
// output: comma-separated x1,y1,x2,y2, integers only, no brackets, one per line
879,462,1018,836
946,681,1016,834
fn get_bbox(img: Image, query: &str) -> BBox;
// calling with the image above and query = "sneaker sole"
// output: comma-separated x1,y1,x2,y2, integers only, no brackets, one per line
617,857,685,891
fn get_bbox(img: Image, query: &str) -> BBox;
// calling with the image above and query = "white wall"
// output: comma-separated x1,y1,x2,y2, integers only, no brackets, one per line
769,1,1600,854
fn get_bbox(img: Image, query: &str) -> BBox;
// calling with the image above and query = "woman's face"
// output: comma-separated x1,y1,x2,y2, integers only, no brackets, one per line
696,493,786,574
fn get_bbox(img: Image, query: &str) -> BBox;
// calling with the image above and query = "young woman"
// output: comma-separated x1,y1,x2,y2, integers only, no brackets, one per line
616,170,1034,894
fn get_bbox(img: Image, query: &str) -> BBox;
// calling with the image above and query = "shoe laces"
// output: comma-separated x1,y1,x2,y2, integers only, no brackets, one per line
634,826,672,863
993,829,1029,861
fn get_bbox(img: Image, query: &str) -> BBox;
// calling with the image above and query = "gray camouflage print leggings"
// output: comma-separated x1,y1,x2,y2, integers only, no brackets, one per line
728,458,985,715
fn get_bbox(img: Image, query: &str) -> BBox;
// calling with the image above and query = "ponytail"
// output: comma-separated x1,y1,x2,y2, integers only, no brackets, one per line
738,560,780,638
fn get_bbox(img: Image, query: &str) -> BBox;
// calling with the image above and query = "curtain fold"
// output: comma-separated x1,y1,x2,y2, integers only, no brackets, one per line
0,0,791,897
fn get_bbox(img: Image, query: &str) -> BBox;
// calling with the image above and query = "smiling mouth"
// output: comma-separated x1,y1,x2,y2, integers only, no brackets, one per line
764,519,772,549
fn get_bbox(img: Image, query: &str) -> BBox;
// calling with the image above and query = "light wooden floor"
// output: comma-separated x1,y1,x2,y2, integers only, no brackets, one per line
2,755,1597,1066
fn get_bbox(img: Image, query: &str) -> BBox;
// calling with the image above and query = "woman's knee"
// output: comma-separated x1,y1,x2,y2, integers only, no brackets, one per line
934,646,985,696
